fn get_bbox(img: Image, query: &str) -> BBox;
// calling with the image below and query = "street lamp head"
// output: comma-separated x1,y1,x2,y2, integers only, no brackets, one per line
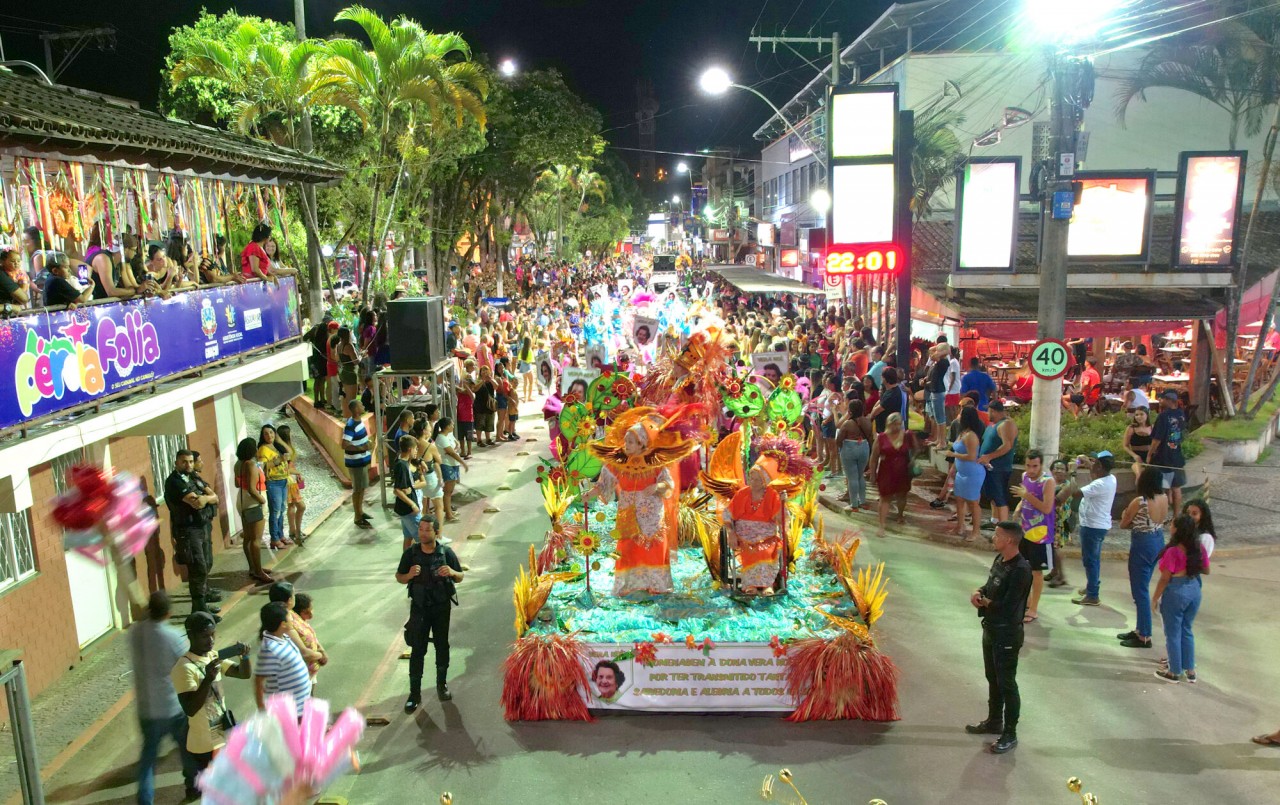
1024,0,1120,45
699,67,733,96
809,188,831,217
677,162,689,174
321,244,335,259
672,194,681,204
499,59,517,77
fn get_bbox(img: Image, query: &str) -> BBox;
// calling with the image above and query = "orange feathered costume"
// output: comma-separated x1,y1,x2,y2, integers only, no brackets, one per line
587,407,699,595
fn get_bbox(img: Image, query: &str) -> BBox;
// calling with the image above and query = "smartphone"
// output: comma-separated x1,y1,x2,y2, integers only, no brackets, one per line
217,642,248,661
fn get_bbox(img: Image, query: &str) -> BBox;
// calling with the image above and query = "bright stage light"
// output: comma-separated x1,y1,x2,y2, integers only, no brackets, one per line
1024,0,1120,45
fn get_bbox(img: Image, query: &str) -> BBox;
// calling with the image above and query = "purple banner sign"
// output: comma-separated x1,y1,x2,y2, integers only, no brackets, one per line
1,277,301,431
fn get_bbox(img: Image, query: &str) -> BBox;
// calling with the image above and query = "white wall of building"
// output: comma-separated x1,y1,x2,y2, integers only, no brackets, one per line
867,49,1276,217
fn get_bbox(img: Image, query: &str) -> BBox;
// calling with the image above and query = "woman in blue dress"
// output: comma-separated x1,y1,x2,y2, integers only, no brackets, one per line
945,405,987,541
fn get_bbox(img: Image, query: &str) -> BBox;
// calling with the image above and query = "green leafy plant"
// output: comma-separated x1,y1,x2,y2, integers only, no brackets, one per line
1009,411,1202,463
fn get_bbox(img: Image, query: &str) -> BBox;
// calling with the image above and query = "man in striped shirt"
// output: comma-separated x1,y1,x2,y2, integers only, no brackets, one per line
254,602,312,716
344,399,374,530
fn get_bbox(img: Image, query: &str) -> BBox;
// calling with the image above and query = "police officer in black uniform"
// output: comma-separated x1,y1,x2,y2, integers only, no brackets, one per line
189,451,222,604
967,520,1032,754
164,449,218,618
395,515,463,713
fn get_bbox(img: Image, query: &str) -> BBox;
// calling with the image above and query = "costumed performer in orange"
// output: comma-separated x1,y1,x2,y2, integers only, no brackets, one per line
583,408,699,596
723,458,786,594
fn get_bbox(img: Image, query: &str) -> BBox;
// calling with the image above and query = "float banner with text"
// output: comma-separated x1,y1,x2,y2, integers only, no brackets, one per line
1,277,300,430
581,642,793,712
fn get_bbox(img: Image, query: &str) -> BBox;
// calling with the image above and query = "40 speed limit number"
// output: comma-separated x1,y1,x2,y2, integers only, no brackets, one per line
1029,339,1071,380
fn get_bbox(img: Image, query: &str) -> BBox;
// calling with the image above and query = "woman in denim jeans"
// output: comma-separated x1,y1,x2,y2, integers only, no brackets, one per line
1116,466,1169,649
835,399,874,512
1152,515,1208,683
256,425,294,549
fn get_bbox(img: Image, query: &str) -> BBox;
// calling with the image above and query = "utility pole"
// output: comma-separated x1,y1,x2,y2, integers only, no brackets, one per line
37,27,115,81
293,0,324,322
895,110,914,367
748,33,842,87
1029,54,1090,461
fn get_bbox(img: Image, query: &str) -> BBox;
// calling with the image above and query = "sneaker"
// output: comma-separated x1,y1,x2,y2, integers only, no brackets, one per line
1120,636,1153,649
929,498,946,509
990,734,1018,754
1116,630,1139,641
404,694,420,714
1046,578,1068,588
965,719,1004,735
1072,596,1100,606
437,683,453,702
206,589,224,603
355,519,374,530
980,520,997,530
1185,671,1197,683
1154,669,1180,684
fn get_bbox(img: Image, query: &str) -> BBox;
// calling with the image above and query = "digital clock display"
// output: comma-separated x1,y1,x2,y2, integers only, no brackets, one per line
824,244,902,275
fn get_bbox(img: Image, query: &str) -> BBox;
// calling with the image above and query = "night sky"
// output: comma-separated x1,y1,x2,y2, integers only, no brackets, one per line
0,1,893,172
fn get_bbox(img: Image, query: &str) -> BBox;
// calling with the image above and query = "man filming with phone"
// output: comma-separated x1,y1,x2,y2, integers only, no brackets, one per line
396,515,463,713
171,612,251,785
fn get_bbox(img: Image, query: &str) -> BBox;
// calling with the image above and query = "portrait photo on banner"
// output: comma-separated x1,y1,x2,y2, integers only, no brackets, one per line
750,350,790,391
586,653,633,705
617,278,634,298
537,358,556,390
561,367,600,400
631,316,658,348
585,345,609,372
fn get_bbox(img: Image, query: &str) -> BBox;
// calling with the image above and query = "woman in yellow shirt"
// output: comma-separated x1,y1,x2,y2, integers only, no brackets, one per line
257,425,294,550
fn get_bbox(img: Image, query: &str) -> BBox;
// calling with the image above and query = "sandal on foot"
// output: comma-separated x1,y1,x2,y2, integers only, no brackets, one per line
1023,613,1038,624
1251,734,1280,746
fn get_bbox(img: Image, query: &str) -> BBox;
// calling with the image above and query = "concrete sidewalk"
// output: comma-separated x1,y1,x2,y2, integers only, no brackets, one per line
0,416,547,805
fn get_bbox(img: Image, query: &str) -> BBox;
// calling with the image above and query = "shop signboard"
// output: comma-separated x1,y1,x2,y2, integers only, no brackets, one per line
1172,151,1246,267
0,278,300,432
1065,172,1155,262
581,642,793,712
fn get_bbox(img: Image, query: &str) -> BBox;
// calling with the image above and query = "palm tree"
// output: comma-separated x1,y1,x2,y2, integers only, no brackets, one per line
1114,17,1279,150
324,6,488,300
536,164,577,258
170,22,364,317
909,104,965,223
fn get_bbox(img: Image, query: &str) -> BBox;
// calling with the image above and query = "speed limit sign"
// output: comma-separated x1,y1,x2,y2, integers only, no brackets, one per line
1029,339,1071,380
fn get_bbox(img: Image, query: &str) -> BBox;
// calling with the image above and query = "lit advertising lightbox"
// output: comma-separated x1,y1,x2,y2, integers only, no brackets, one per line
830,89,897,159
955,158,1021,271
1173,152,1246,267
1066,172,1155,262
832,164,895,245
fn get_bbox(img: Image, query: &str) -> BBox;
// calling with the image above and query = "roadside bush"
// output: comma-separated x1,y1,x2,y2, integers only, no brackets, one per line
1009,410,1201,463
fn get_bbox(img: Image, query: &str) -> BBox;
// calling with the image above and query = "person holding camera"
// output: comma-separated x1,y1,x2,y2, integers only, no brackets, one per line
396,515,463,712
171,611,250,785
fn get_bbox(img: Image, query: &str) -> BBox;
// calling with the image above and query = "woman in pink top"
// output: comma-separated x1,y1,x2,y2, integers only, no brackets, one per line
1152,515,1209,683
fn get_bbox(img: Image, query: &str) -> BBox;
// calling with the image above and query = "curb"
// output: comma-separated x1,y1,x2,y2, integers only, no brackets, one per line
817,493,1280,560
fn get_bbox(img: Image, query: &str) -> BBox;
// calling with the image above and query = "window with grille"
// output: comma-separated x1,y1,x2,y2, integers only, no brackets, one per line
51,448,86,497
147,434,188,502
0,512,36,594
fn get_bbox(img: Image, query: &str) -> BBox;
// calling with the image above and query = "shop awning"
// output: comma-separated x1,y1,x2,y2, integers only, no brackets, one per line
971,320,1191,341
707,264,825,296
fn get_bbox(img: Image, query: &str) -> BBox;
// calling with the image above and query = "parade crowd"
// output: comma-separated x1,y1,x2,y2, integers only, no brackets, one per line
118,249,1275,804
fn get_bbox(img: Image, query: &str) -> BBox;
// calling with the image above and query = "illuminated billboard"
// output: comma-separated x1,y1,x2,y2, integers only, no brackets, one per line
1066,172,1155,262
955,158,1021,271
832,163,895,245
1173,151,1246,267
830,89,897,159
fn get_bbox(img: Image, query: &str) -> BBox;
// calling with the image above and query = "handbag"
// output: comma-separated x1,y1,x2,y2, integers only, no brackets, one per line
295,472,306,490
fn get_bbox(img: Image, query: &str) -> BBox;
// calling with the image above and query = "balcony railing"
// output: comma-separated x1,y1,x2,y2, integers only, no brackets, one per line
0,276,301,434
